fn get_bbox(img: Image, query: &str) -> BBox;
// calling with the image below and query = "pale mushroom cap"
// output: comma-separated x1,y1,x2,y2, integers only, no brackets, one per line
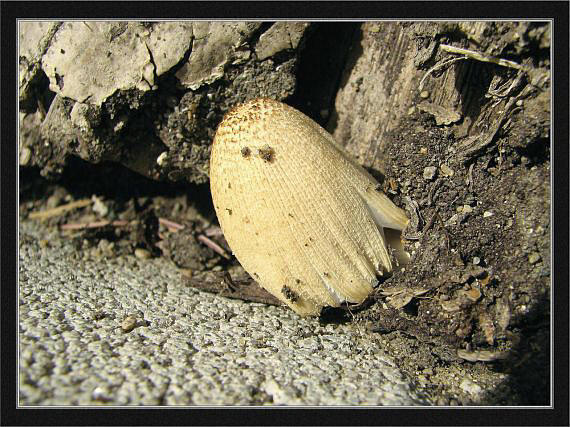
210,98,409,316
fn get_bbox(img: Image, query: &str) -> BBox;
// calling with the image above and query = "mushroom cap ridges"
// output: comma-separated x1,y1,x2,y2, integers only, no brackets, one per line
210,98,408,316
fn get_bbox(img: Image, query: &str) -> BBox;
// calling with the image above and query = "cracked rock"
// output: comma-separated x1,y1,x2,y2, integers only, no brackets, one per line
19,21,305,183
255,22,310,61
175,22,261,90
42,22,156,104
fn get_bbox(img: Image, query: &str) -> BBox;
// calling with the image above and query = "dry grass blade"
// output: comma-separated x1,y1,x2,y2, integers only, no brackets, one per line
28,199,92,220
60,220,130,231
197,234,230,259
158,217,185,232
439,44,526,70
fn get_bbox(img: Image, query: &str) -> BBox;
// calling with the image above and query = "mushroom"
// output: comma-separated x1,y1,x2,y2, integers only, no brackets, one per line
210,98,409,316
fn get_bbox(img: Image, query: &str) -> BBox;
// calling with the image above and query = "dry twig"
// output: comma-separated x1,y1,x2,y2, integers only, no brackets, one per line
439,44,526,70
204,226,224,237
419,56,467,92
60,220,130,231
197,234,230,259
28,199,92,220
158,217,185,232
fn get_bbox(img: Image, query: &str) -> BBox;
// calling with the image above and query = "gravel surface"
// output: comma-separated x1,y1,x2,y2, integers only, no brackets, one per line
19,218,427,406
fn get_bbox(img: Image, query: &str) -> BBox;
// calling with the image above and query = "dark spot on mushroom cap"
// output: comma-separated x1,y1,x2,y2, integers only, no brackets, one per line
225,208,232,215
281,285,299,302
258,145,275,163
241,146,251,158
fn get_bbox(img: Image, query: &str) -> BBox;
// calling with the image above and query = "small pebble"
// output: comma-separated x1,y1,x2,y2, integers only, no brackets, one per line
134,248,151,259
472,256,480,265
440,164,454,177
92,385,112,402
92,196,109,217
113,118,126,133
20,147,32,166
462,205,473,214
121,315,138,333
460,378,483,395
97,239,114,255
420,90,430,99
419,147,428,155
436,396,449,406
465,287,481,302
445,213,459,226
516,99,523,107
156,151,168,166
528,252,541,264
180,268,193,278
483,211,494,218
423,166,437,181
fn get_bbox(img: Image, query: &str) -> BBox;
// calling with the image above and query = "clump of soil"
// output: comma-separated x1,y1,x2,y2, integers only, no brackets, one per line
351,106,550,404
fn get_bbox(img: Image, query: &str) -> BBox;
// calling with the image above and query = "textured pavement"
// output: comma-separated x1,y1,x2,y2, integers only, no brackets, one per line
18,218,426,406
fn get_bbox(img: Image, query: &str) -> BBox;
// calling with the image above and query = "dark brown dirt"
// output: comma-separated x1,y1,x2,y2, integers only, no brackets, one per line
351,99,550,405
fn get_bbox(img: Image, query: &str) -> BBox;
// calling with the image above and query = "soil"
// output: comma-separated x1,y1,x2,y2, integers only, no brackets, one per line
354,108,550,405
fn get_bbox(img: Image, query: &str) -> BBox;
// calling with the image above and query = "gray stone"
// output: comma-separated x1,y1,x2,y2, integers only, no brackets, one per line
528,252,541,264
41,22,154,104
19,218,426,406
423,166,437,181
255,22,310,61
175,22,261,90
